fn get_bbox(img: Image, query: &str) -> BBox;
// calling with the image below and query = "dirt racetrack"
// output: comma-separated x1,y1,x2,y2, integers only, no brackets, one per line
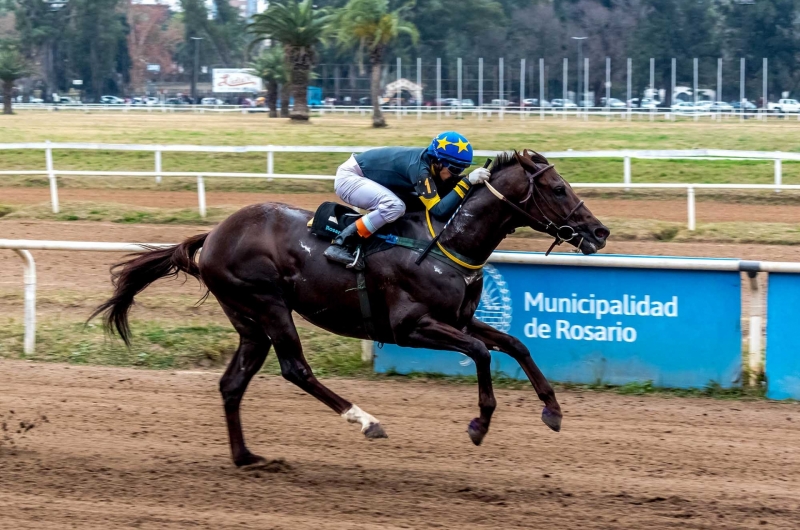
1,360,799,529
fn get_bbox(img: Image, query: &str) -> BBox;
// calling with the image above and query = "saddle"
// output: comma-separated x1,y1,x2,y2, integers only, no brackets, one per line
308,201,361,239
308,202,481,275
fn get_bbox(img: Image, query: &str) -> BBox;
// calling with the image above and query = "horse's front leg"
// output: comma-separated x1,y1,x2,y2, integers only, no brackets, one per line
404,316,497,445
467,319,562,432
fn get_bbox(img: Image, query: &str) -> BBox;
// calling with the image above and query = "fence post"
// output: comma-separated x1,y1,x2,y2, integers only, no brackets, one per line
520,58,525,120
623,156,631,191
457,57,463,120
499,57,504,121
267,148,274,176
539,58,545,121
155,149,162,184
396,57,401,120
626,58,632,122
478,58,484,120
197,175,206,218
361,340,373,363
45,141,59,214
747,271,763,385
687,186,696,231
774,158,782,193
417,57,422,121
13,249,36,355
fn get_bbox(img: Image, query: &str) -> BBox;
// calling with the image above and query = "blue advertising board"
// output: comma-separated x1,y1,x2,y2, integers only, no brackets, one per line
375,254,742,389
766,273,800,400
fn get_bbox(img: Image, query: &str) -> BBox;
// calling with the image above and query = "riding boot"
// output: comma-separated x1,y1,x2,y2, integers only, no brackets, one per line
323,222,362,265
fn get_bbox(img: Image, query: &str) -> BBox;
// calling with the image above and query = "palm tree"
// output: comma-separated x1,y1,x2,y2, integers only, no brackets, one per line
248,0,329,121
0,47,32,115
333,0,418,127
250,48,287,118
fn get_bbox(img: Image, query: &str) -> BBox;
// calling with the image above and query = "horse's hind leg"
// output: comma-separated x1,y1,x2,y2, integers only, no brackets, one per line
219,306,273,466
467,319,562,432
260,298,388,439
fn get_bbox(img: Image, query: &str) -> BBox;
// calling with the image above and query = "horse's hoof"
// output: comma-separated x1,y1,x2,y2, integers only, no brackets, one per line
467,418,487,446
234,451,267,468
363,423,388,439
541,406,562,432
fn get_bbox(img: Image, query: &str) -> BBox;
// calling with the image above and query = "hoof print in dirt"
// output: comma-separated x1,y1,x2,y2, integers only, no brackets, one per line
242,458,293,475
363,423,388,439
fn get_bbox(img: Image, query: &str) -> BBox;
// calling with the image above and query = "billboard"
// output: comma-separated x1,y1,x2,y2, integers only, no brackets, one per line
375,255,742,389
212,69,263,93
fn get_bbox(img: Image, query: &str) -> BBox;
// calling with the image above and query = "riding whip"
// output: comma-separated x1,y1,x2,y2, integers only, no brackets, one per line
415,158,492,266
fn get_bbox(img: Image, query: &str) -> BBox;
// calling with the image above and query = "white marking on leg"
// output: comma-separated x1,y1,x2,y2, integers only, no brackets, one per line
342,404,380,433
299,241,312,255
434,265,443,274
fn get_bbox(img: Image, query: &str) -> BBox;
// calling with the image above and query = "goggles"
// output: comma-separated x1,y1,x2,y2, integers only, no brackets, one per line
439,159,469,175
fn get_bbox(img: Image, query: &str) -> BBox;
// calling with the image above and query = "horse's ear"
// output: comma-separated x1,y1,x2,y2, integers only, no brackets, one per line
514,150,539,174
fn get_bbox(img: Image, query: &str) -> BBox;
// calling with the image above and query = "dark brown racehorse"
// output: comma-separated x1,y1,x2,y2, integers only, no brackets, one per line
93,150,609,467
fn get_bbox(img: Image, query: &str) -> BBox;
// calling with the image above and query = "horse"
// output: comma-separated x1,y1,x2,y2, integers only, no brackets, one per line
92,150,610,467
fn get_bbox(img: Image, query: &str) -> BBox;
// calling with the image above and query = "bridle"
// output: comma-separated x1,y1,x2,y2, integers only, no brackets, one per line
484,162,585,256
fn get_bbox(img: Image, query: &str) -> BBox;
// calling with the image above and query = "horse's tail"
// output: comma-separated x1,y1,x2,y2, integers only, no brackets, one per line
90,233,209,346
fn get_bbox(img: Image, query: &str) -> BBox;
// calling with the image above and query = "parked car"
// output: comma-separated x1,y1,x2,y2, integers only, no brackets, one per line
15,95,44,103
490,98,511,107
165,98,185,105
768,98,800,113
54,95,80,105
709,101,734,112
522,98,551,108
200,97,224,105
638,98,661,109
730,99,757,111
550,98,577,109
670,101,696,114
100,95,124,105
578,99,594,108
693,100,713,110
600,97,626,109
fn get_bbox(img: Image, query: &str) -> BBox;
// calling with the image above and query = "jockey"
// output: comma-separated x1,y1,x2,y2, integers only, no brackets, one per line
324,131,491,265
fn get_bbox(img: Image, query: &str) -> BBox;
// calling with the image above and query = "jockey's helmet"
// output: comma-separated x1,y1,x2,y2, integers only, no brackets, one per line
426,131,474,175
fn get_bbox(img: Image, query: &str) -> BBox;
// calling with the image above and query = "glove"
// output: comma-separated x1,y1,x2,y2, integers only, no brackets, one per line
468,167,491,185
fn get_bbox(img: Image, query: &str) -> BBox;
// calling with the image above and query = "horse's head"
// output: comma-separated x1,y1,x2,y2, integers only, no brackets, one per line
488,150,609,255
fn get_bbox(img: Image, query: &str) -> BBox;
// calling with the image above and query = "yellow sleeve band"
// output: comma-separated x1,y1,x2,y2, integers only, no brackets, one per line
454,186,466,199
457,179,471,191
419,193,441,210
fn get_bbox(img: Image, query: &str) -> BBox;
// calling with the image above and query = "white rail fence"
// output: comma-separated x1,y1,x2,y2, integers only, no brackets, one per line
13,103,800,122
2,240,797,380
1,142,798,229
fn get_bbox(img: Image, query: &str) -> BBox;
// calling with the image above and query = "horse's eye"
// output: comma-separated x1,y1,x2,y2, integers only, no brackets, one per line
554,186,566,196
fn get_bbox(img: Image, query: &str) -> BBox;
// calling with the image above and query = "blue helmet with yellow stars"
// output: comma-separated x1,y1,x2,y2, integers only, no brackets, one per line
426,131,474,174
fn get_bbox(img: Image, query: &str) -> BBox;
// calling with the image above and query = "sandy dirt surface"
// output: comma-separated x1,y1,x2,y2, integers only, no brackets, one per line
5,187,800,223
1,360,798,529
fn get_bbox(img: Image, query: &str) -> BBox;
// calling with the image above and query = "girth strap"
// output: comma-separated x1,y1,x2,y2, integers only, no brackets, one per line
356,271,377,341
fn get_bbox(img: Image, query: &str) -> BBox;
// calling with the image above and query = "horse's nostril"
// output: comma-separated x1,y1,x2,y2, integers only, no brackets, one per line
594,227,610,240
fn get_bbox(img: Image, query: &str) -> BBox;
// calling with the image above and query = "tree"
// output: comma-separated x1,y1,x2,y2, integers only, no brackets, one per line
250,47,287,117
333,0,418,127
0,45,32,114
248,0,330,121
67,0,129,101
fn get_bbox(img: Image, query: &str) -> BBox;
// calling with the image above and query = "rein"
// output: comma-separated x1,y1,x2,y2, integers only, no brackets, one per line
484,163,585,256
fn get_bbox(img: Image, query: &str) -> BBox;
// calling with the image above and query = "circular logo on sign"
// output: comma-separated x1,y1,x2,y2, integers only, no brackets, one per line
474,264,512,333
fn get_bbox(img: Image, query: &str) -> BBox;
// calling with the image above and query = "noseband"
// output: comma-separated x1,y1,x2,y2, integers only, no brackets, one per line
484,163,585,256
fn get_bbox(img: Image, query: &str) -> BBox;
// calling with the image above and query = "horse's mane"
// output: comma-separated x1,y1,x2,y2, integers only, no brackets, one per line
489,150,550,174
